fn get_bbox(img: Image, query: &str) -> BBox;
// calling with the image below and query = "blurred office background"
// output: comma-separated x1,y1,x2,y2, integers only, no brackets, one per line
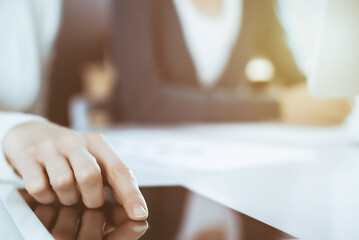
3,0,352,129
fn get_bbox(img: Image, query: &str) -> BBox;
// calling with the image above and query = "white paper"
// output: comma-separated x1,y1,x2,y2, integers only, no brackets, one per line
102,124,351,172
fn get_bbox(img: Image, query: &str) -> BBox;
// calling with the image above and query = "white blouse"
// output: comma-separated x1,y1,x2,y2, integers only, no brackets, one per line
173,0,242,87
0,0,61,183
276,0,326,75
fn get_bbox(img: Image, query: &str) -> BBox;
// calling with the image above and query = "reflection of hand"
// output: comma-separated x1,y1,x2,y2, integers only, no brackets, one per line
33,201,148,240
3,122,148,220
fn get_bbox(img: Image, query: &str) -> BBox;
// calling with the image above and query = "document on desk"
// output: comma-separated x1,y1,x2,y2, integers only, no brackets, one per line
103,124,351,172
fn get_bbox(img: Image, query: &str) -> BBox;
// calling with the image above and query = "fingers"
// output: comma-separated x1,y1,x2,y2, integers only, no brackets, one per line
85,133,148,221
18,151,56,204
66,148,106,208
38,146,79,206
18,131,142,214
54,133,106,209
20,133,106,208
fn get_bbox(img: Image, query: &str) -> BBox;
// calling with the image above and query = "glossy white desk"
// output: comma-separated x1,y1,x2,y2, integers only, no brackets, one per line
130,154,359,240
2,123,359,240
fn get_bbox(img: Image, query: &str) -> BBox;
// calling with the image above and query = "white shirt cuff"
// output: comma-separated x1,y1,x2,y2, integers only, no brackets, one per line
0,112,47,185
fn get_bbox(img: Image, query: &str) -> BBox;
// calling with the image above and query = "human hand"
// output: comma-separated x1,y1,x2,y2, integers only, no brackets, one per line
3,122,148,221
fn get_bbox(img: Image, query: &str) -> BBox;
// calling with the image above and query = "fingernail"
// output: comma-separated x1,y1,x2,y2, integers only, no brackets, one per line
132,222,148,232
132,204,147,219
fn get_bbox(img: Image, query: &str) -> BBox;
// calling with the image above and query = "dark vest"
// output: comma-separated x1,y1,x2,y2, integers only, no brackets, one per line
110,0,304,123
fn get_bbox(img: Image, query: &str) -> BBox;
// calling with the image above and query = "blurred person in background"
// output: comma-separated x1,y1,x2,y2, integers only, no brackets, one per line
111,0,351,124
0,1,148,221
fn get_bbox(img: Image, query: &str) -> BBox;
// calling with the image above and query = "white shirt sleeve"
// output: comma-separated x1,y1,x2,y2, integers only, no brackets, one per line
0,0,61,111
0,112,47,184
276,0,326,76
0,1,61,184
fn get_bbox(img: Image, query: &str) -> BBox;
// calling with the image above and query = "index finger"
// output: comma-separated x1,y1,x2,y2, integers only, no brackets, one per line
84,133,148,221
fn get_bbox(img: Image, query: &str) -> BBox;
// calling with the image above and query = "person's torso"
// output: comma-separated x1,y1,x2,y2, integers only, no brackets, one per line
155,0,304,89
173,0,242,87
156,0,255,89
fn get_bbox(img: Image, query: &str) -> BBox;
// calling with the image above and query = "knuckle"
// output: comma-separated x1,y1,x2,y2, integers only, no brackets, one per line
26,182,49,196
37,197,55,205
109,165,133,179
57,132,84,149
60,195,79,206
62,199,79,207
84,198,105,209
85,132,105,143
123,190,145,206
38,139,56,151
128,190,143,201
51,174,75,191
16,150,37,171
19,159,33,171
77,167,102,185
23,146,38,160
35,140,56,161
